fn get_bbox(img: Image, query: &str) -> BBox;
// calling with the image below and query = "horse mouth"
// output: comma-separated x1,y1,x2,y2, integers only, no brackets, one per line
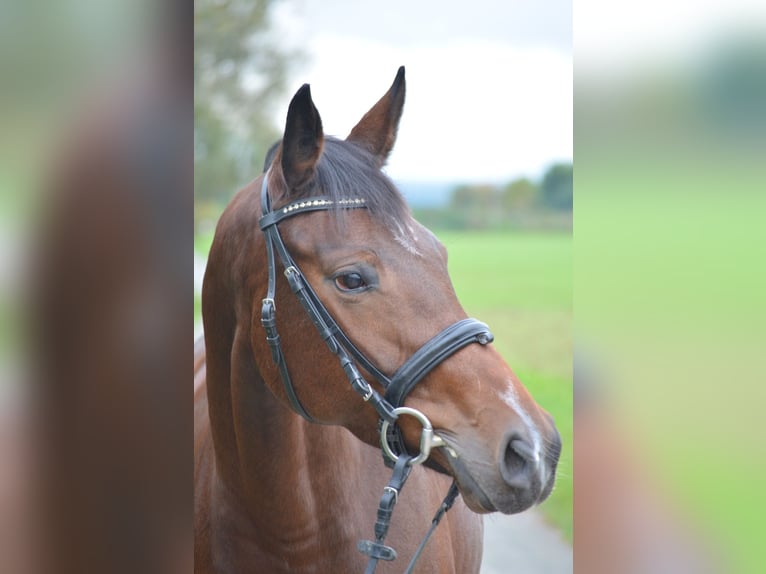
443,453,498,514
436,433,547,515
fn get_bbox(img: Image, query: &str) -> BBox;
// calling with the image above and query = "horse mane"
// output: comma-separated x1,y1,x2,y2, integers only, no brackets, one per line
265,137,411,232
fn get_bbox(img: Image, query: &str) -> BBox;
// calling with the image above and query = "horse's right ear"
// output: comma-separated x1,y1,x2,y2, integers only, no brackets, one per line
281,84,324,190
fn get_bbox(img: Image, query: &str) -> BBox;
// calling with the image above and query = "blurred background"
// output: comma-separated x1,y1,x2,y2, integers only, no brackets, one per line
1,0,764,573
194,1,573,570
1,1,192,573
575,1,766,572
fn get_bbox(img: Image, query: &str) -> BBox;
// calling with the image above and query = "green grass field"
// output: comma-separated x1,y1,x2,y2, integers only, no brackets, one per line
576,167,766,571
194,229,572,540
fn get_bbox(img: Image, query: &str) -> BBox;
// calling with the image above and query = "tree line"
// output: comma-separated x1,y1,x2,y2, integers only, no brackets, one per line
413,162,572,231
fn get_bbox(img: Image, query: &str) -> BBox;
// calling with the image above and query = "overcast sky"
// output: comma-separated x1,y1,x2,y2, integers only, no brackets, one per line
271,1,572,183
576,0,766,71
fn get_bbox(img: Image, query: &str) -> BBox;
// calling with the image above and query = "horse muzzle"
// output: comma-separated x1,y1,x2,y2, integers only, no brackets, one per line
438,422,561,515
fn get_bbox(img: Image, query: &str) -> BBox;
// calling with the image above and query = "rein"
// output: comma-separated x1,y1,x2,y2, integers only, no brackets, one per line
257,170,494,572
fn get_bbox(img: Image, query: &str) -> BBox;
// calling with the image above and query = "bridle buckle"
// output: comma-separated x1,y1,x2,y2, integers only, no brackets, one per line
383,486,399,504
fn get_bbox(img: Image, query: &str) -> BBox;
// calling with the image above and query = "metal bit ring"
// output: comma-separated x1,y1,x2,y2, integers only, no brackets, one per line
380,407,446,465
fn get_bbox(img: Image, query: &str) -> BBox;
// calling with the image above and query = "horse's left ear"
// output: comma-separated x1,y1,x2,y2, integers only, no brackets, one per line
347,66,405,165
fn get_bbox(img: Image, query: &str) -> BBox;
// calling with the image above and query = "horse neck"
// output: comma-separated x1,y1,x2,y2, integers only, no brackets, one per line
205,302,362,544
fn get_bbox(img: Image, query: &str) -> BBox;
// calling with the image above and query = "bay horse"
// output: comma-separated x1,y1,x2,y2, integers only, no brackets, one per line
194,67,561,573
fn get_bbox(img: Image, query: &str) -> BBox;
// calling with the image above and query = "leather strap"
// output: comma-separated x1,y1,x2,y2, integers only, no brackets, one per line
258,172,394,423
359,455,413,573
403,481,461,574
385,318,494,408
259,176,316,422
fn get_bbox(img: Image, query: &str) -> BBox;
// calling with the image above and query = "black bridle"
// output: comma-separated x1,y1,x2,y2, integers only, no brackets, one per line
258,170,494,572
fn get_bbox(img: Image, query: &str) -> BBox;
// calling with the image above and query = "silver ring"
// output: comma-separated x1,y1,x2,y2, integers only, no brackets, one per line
380,407,446,465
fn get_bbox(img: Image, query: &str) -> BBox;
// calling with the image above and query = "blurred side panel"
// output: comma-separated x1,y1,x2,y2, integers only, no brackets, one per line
575,2,766,573
0,1,192,573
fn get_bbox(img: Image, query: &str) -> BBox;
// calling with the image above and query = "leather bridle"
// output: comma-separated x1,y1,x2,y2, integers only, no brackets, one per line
258,169,494,572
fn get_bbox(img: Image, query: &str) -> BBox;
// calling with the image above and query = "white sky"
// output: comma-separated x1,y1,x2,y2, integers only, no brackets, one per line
575,0,766,72
271,1,573,183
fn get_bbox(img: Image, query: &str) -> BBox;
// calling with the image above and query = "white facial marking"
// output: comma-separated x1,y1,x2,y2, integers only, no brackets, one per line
392,221,422,257
500,380,543,467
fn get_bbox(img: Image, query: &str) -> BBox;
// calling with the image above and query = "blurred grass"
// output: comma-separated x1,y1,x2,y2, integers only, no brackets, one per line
575,29,766,569
194,230,214,337
0,170,31,375
576,164,766,570
193,229,573,540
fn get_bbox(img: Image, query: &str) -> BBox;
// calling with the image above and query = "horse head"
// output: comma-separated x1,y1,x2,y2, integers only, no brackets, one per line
251,67,560,515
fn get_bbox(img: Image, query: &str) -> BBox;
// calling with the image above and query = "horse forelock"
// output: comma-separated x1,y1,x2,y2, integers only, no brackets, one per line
268,137,415,242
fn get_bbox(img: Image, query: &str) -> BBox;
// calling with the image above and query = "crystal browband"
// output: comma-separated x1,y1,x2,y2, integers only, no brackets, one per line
281,197,366,214
258,194,368,233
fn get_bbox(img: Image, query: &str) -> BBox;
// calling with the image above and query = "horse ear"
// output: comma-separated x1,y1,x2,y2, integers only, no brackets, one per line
281,84,324,190
347,66,405,165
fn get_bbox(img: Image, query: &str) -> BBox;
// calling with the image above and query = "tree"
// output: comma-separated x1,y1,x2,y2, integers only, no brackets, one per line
194,0,299,212
502,178,538,211
447,184,502,229
450,184,500,211
540,163,573,211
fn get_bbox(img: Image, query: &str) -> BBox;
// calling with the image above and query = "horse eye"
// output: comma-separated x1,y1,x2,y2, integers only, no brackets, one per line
335,272,367,292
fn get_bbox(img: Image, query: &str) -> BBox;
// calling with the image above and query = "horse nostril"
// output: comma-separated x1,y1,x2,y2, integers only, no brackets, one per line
499,436,538,488
510,438,539,464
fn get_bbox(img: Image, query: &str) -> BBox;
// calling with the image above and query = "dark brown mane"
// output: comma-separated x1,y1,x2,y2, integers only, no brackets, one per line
268,137,411,230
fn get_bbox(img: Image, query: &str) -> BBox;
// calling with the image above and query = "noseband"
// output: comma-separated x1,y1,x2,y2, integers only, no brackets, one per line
258,170,494,572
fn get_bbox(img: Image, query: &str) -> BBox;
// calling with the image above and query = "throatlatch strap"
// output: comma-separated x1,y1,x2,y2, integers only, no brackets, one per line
260,297,315,422
259,178,315,421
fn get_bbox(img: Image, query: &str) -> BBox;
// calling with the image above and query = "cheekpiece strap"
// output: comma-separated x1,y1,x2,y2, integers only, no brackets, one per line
258,170,391,423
